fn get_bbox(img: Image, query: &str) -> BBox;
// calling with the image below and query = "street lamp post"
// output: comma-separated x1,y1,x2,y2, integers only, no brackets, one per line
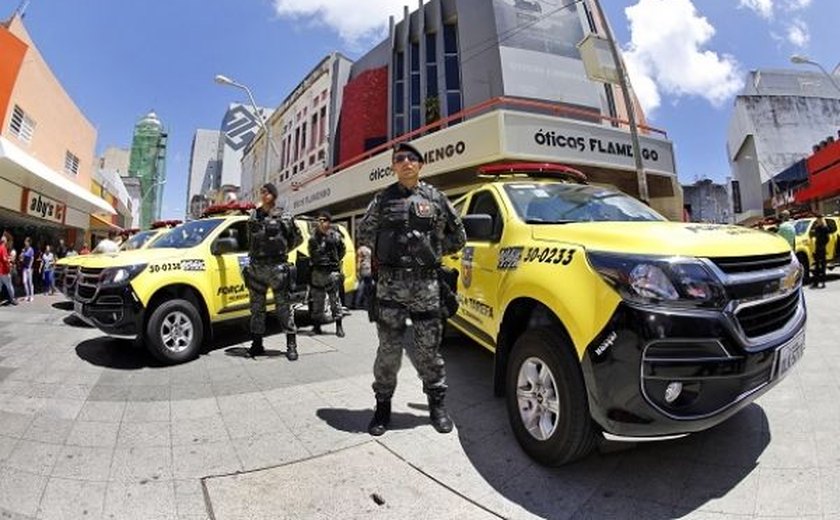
790,54,840,95
214,74,274,195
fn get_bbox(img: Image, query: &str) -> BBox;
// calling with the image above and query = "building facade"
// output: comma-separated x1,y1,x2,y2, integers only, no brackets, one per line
127,111,167,228
272,0,679,230
99,146,130,177
0,13,114,251
727,69,840,223
242,53,352,203
682,179,732,224
186,129,221,219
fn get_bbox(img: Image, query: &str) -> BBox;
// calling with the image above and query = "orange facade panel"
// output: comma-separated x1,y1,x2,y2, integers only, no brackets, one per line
0,24,28,127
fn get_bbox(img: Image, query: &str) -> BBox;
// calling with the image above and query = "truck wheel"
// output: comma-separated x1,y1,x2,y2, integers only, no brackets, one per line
796,253,810,283
506,327,597,466
145,299,204,364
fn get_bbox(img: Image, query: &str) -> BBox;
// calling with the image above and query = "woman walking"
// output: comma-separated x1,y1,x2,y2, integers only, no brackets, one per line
41,245,56,295
21,237,34,301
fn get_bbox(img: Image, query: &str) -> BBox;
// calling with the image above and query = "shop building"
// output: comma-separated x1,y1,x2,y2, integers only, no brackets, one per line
267,0,678,230
0,13,114,251
727,68,840,223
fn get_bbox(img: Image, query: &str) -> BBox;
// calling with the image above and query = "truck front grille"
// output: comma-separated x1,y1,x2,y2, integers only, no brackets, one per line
75,268,104,303
735,291,801,339
710,252,792,274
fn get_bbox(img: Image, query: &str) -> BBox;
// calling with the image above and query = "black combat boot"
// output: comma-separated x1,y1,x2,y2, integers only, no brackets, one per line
285,333,298,361
312,323,323,335
428,392,454,434
335,319,345,338
248,334,265,357
367,399,391,436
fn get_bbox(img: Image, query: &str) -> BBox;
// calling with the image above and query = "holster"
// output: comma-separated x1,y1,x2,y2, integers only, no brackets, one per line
437,266,459,318
365,277,379,322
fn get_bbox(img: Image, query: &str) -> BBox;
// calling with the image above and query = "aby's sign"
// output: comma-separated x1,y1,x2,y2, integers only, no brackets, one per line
21,189,67,224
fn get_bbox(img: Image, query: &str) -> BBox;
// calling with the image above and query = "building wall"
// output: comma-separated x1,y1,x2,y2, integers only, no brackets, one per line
683,180,732,224
0,20,27,127
728,69,840,222
2,16,96,191
186,129,221,216
99,146,130,177
337,67,389,164
217,104,268,190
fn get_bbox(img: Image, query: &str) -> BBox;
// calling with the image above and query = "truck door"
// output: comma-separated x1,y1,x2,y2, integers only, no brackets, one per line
211,220,251,315
828,218,839,262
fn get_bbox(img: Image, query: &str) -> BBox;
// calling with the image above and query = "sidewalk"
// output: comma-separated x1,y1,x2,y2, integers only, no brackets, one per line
0,284,838,519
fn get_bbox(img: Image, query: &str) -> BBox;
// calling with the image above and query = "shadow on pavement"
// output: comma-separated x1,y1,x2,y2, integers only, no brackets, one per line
75,337,166,370
317,408,429,434
224,346,286,359
51,301,74,311
63,314,93,328
439,333,770,519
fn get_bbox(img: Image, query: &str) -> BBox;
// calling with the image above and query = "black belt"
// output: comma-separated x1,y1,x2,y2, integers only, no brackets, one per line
379,266,438,280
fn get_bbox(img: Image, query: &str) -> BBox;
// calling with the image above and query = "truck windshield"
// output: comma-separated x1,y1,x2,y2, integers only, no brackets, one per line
794,219,812,236
504,183,666,223
149,219,224,249
120,230,157,251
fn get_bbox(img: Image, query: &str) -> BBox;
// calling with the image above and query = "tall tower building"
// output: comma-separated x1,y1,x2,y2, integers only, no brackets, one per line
128,111,167,228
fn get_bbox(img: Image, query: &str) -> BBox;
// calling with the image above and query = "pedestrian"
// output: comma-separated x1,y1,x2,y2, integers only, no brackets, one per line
41,245,56,295
243,182,304,359
56,238,68,259
358,141,466,436
308,211,347,337
93,231,119,254
0,233,16,306
353,244,373,310
812,215,830,289
777,210,795,249
21,237,34,302
79,243,90,255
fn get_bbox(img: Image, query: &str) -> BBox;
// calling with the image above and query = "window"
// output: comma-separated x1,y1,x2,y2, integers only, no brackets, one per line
212,221,249,253
310,113,318,151
9,105,36,144
64,151,80,176
319,107,327,145
443,24,458,54
442,23,462,118
300,122,307,152
467,191,504,241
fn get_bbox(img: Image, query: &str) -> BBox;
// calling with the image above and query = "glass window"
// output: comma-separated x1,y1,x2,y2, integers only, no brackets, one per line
120,230,158,251
410,42,420,71
794,219,812,236
467,191,504,240
395,82,405,113
446,92,462,116
394,115,405,137
151,219,225,249
443,24,458,54
445,56,461,90
410,108,421,131
410,75,421,106
828,219,838,234
212,221,249,253
425,33,437,63
395,51,405,78
426,64,438,97
503,184,666,224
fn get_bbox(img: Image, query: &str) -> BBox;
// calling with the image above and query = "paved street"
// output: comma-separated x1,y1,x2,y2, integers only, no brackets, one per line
0,279,838,520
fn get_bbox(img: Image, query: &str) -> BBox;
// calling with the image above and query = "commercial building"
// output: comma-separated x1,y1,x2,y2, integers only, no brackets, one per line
727,68,840,223
241,53,352,203
0,12,114,250
186,129,221,219
88,167,132,246
269,0,678,232
682,179,732,224
127,111,167,228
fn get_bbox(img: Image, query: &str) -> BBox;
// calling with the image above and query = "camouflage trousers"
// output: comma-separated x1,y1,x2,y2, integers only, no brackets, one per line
310,268,342,324
243,261,295,336
372,269,446,400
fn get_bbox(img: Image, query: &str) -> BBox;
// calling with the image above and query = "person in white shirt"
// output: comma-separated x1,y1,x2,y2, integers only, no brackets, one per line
93,231,120,254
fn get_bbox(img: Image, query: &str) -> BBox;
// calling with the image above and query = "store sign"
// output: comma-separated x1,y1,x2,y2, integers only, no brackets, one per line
20,189,67,224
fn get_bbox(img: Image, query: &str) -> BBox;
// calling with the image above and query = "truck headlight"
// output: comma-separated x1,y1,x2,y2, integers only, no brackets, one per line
99,264,147,287
587,252,726,309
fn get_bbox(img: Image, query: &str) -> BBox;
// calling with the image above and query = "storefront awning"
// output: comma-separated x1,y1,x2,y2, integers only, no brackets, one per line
90,213,124,232
0,136,116,216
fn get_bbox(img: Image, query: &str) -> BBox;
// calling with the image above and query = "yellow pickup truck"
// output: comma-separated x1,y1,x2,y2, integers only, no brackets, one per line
792,216,840,281
444,162,806,466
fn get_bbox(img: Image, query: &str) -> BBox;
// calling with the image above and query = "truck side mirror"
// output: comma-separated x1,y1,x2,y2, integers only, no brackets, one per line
463,214,494,241
211,237,239,256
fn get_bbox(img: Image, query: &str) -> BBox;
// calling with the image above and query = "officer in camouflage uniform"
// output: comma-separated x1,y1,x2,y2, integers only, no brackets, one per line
308,210,347,337
244,183,304,360
358,142,466,436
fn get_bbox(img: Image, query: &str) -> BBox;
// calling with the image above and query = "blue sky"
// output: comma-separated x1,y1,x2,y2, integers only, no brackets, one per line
5,0,837,219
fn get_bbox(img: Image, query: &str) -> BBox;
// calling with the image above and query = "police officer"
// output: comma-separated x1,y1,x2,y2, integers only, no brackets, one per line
358,142,466,436
308,210,347,337
244,183,304,360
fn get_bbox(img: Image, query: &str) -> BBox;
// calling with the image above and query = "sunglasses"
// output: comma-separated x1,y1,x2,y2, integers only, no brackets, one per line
393,152,420,163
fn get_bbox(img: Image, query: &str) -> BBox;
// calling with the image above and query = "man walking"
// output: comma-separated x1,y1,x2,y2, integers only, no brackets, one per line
244,183,304,360
358,142,466,436
308,211,346,337
0,234,17,306
777,210,795,249
812,214,830,289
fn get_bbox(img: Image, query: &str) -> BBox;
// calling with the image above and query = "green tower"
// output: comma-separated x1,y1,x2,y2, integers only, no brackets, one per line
128,111,167,228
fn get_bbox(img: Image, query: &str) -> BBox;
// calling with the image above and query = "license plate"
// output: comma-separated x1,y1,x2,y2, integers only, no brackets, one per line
776,332,805,379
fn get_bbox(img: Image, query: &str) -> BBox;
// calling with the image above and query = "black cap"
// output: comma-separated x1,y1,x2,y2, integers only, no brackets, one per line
261,182,278,199
317,210,332,222
393,142,425,163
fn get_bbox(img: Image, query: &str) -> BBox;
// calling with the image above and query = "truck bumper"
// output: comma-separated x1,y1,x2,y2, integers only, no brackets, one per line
581,290,807,438
74,285,145,339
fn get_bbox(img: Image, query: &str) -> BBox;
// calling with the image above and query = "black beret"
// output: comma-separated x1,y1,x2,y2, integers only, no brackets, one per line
261,183,278,199
393,142,425,163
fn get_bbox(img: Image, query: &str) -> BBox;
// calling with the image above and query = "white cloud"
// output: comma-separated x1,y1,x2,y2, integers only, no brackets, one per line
623,0,744,115
786,18,810,47
784,0,812,10
272,0,406,47
739,0,774,18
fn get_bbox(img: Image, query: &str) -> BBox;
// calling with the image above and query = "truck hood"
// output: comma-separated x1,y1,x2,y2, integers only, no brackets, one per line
531,222,792,257
77,248,187,268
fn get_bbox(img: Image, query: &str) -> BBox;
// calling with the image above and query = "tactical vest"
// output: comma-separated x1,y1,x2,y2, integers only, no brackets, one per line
311,230,342,269
249,209,289,261
376,184,438,268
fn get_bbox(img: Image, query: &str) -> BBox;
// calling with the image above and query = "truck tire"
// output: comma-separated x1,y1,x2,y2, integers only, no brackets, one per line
145,299,204,364
505,326,597,466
